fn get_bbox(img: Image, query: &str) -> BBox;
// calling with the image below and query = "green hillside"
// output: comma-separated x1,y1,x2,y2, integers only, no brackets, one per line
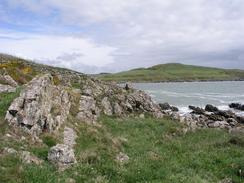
98,63,244,82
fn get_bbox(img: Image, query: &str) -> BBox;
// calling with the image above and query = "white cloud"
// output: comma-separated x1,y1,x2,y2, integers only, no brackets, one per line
0,30,117,72
2,0,244,72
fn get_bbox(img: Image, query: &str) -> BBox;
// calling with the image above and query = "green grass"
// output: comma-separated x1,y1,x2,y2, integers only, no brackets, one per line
98,63,244,82
1,116,243,183
0,89,21,135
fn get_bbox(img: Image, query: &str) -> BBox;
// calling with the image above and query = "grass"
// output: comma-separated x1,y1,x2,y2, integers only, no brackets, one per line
0,115,243,183
98,63,244,82
0,89,21,135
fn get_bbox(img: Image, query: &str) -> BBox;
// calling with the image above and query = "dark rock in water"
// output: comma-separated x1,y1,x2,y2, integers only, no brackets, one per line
159,103,179,112
205,104,218,112
229,103,244,111
189,106,205,115
159,103,171,110
171,106,179,112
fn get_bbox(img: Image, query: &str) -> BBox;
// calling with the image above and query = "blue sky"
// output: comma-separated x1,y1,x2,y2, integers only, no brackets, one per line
1,0,244,73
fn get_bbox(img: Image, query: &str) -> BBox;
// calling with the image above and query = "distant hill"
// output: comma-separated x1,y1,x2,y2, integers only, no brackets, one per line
97,63,244,82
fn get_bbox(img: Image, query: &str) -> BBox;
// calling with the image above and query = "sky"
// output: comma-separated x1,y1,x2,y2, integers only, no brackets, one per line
0,0,244,73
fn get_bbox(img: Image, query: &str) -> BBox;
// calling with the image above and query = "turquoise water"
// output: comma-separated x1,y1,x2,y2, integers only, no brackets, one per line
132,81,244,115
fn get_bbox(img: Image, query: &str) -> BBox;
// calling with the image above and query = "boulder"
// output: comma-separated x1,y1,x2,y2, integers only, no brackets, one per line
48,144,76,170
229,103,244,111
205,104,219,112
0,84,16,93
189,106,205,115
159,103,171,110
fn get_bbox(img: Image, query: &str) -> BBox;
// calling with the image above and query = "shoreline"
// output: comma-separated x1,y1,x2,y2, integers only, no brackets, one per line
114,79,244,84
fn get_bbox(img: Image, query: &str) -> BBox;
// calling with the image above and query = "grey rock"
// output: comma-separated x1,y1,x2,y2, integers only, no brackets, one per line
63,127,77,148
48,144,76,170
3,75,18,87
116,152,129,164
3,147,17,154
101,97,113,116
76,95,100,123
0,84,16,93
113,103,123,116
5,74,71,136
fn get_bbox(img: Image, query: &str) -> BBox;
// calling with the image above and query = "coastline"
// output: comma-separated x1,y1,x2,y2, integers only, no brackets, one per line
110,79,244,84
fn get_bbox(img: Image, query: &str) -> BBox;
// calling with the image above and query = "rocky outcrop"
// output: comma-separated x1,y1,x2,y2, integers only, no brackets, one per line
76,80,164,123
5,74,71,136
229,103,244,111
0,84,16,93
166,104,244,131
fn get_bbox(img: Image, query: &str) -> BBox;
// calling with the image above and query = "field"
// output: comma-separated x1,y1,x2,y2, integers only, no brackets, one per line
98,63,244,83
0,92,244,183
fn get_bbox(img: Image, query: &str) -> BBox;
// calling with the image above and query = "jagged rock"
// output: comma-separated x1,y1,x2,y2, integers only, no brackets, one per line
3,75,18,87
76,95,100,123
48,144,76,170
20,151,43,165
0,74,18,87
113,103,123,116
229,103,244,111
0,84,16,93
63,127,77,148
159,103,179,112
214,110,235,119
205,104,219,112
101,97,113,116
159,103,171,110
189,106,205,115
116,152,129,164
5,74,71,136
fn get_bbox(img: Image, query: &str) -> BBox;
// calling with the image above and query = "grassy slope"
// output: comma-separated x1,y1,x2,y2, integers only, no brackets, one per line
98,63,244,82
0,91,243,183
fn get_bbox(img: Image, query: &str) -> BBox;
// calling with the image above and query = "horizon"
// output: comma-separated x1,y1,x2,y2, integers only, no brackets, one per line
1,0,244,73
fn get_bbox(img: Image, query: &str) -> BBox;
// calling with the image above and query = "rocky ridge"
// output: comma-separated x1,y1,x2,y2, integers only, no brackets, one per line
160,103,244,131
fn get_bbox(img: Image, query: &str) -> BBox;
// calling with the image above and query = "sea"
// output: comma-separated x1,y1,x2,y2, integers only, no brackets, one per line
131,81,244,116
